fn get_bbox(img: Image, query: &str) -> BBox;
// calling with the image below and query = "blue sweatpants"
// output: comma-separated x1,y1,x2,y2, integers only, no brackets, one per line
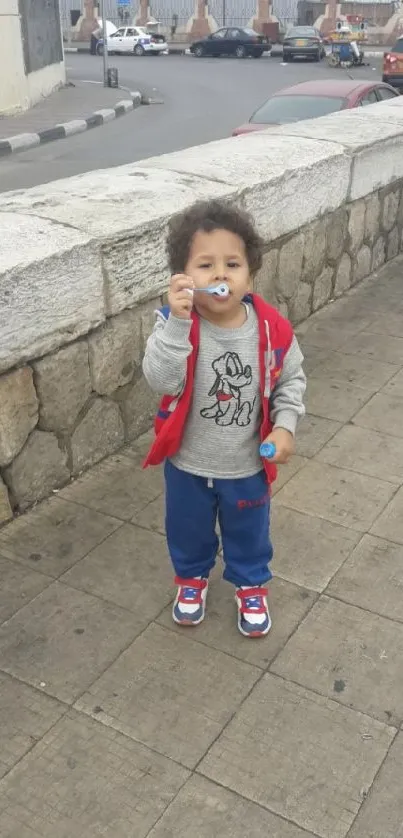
164,460,273,587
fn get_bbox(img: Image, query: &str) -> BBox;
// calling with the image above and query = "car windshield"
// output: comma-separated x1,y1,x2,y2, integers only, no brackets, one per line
243,28,259,36
250,94,344,124
287,27,316,37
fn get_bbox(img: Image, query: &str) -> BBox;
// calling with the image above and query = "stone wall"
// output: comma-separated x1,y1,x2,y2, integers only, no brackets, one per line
1,96,403,521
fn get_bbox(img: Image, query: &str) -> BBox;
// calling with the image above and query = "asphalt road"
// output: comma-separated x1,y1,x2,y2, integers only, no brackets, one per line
0,52,383,193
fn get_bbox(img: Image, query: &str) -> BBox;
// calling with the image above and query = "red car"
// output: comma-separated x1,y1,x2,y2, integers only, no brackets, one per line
232,79,399,136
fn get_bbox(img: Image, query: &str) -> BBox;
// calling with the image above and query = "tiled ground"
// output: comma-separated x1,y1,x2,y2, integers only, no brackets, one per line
0,258,403,837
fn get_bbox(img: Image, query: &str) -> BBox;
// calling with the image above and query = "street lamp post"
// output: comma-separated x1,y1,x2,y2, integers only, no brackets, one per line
102,1,109,85
223,0,226,25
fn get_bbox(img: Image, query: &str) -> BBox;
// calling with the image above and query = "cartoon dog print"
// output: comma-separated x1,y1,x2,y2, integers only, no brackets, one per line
200,351,255,426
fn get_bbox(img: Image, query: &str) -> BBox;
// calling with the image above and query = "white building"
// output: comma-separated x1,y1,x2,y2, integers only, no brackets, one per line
0,0,66,116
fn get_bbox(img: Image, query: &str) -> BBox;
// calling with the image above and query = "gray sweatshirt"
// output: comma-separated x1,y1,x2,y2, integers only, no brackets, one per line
143,304,306,479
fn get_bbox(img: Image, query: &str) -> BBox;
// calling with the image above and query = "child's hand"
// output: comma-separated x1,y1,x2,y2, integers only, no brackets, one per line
263,428,295,464
168,274,194,320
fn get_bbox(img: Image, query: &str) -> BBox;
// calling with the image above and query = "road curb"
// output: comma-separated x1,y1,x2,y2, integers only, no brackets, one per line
0,90,142,158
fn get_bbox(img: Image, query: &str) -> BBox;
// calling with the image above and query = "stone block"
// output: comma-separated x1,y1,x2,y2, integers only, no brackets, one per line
382,188,399,232
302,219,326,282
0,555,50,624
33,340,91,433
119,375,158,441
88,308,142,396
387,225,399,261
3,430,69,511
317,423,403,485
70,398,125,474
305,377,374,423
199,674,394,838
364,192,380,241
76,623,260,768
289,281,312,324
312,265,334,311
0,477,12,524
371,486,403,545
353,392,403,438
348,200,366,253
350,134,403,202
327,207,348,262
372,236,386,271
334,252,351,296
0,367,38,467
254,249,278,303
276,233,304,300
352,245,371,284
0,212,104,374
348,733,403,838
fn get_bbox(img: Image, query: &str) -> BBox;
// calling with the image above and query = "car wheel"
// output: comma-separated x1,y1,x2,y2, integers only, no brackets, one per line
194,45,205,57
134,44,145,56
235,45,246,58
96,43,103,56
314,50,321,61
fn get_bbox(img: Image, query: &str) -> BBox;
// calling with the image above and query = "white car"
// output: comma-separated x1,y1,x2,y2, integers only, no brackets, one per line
102,26,168,56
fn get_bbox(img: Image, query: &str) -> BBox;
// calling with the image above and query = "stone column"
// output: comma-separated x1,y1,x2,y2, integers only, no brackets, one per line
136,0,150,25
74,0,99,41
320,0,339,36
187,0,213,39
251,0,276,33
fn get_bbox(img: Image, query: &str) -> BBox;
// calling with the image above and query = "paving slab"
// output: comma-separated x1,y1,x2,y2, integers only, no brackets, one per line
61,523,173,619
352,392,403,438
296,414,342,458
0,497,121,577
157,571,317,669
275,460,396,532
348,731,403,838
327,534,403,622
0,555,51,624
75,622,261,768
59,452,163,521
0,711,189,838
305,377,374,422
199,674,394,838
148,774,313,838
346,331,403,366
0,582,142,703
370,485,403,544
308,350,399,392
315,423,403,484
271,595,403,726
271,505,360,591
381,367,403,398
0,671,64,779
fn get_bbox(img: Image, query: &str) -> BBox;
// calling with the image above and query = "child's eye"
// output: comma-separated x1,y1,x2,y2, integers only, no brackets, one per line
228,261,240,268
199,263,211,269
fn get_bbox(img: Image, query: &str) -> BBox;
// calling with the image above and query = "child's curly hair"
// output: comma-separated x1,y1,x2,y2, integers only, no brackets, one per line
166,200,263,277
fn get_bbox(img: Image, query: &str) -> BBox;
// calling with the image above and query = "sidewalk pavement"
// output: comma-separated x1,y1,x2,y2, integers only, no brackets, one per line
0,257,403,836
0,80,142,157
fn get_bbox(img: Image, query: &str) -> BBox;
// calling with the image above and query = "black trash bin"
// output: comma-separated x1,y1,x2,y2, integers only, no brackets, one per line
107,67,119,88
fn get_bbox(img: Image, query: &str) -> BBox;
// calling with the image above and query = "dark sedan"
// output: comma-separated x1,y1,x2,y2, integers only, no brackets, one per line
283,26,325,61
190,27,270,59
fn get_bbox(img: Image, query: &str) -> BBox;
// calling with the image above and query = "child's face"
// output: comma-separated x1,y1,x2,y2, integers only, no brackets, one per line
185,228,252,320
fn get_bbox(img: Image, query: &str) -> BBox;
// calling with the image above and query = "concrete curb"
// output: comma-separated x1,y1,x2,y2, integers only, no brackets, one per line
0,90,142,158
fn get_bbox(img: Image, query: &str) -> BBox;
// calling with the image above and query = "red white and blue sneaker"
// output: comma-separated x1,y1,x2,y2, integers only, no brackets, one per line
172,576,208,626
235,586,271,638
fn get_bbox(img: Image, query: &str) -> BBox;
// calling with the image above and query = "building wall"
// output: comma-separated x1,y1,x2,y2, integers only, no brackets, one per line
0,0,65,116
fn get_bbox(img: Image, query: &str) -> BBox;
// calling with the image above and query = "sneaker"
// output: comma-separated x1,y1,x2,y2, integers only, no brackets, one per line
235,586,271,638
172,576,208,626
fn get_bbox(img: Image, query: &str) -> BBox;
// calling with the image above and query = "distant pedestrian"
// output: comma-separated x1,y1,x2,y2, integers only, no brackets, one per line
142,200,306,638
90,25,102,55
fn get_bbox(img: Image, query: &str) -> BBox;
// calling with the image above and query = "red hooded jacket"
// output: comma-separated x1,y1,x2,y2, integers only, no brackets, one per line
143,293,294,484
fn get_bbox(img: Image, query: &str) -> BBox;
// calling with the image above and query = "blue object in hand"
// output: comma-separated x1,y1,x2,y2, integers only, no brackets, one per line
260,442,276,459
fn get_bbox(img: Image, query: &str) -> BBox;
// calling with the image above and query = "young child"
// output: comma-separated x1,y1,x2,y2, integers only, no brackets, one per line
142,200,306,638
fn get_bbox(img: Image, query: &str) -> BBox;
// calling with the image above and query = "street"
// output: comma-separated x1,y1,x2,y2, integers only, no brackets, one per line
0,52,383,192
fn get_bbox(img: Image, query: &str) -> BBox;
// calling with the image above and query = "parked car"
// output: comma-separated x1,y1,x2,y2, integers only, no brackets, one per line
97,26,168,56
232,79,400,135
190,27,270,59
283,26,326,61
383,36,403,90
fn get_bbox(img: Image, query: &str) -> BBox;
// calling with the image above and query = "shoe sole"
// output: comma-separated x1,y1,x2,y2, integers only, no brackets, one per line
172,613,205,626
